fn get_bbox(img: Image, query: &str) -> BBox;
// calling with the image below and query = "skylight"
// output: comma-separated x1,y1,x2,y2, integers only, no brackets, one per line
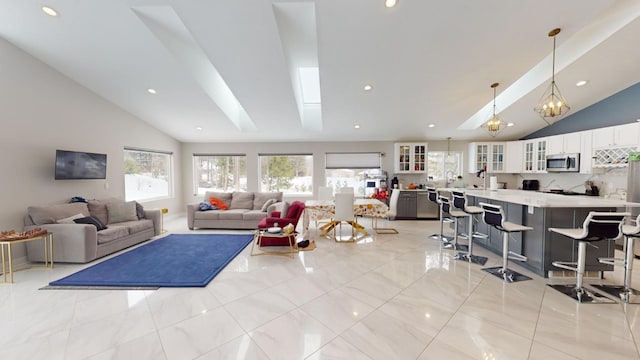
298,67,321,104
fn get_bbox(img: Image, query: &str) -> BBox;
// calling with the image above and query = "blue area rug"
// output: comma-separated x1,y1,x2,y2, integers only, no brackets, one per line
48,233,254,288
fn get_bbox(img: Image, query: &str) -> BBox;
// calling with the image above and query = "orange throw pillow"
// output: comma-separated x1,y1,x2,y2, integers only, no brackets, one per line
209,197,228,210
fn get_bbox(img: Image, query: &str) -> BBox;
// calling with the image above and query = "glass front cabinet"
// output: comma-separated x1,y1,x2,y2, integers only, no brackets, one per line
394,143,427,173
468,142,505,173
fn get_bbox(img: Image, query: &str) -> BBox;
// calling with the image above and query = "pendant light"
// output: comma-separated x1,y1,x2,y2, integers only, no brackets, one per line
483,82,504,137
534,28,570,125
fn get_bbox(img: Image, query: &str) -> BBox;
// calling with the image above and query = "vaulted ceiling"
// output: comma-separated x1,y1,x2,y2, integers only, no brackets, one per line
1,0,639,143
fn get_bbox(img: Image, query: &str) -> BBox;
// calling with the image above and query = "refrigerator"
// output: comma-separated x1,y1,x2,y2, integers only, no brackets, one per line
627,155,640,255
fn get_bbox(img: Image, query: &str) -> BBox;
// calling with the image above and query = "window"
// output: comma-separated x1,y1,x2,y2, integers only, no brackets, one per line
259,154,313,195
193,154,247,195
324,152,383,197
124,148,172,201
427,151,463,182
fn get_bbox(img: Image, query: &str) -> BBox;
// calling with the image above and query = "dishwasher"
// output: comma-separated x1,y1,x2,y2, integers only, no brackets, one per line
416,191,439,219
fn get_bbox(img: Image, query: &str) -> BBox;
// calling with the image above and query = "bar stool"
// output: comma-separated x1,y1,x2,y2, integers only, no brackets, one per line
451,191,488,265
428,187,453,243
549,211,629,303
439,195,468,252
593,214,640,303
479,202,532,282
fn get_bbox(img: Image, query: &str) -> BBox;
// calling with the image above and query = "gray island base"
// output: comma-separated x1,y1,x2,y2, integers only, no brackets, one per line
444,189,640,278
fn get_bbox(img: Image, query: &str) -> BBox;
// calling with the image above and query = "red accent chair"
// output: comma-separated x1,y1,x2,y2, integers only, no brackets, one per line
257,201,305,246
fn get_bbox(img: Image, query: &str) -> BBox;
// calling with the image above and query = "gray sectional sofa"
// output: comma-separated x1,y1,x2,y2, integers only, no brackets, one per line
187,191,283,230
24,198,161,263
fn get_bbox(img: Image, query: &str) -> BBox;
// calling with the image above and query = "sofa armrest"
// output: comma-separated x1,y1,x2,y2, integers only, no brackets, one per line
144,209,162,236
186,202,201,230
24,223,98,263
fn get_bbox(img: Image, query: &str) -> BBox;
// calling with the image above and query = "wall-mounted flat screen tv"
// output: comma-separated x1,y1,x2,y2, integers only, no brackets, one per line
55,150,107,180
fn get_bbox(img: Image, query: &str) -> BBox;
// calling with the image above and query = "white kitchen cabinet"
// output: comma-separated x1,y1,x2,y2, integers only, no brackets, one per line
522,138,547,173
394,143,427,173
592,122,640,149
580,130,593,174
547,133,581,154
468,142,506,173
505,141,523,173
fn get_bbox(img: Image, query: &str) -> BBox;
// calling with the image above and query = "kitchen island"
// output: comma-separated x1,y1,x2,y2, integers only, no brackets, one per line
446,189,640,278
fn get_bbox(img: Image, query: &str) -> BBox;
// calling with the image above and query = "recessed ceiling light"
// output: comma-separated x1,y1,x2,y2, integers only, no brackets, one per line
147,88,157,94
363,84,373,91
354,125,361,129
575,80,588,87
384,0,398,8
196,126,203,131
41,5,58,17
507,122,515,127
427,124,435,128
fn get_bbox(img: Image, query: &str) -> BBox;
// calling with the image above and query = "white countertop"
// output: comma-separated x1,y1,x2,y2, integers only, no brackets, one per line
439,188,640,208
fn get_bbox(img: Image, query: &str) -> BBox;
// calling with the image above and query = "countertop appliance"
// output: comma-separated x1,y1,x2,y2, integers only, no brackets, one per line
546,153,580,172
522,179,539,190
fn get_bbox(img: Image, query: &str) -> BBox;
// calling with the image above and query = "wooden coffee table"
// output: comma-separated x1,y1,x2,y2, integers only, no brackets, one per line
250,230,298,258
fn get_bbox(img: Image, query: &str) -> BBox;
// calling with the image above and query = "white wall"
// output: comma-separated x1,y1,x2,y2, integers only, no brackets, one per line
0,38,182,261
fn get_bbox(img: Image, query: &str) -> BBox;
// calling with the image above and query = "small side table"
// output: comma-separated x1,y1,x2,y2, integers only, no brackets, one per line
250,230,298,258
161,208,168,233
1,232,54,283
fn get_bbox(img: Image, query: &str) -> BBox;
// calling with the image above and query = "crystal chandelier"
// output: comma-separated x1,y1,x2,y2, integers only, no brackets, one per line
483,82,504,137
534,28,570,125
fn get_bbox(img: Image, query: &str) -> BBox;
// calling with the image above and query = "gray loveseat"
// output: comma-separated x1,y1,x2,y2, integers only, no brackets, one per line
187,191,282,230
24,198,161,263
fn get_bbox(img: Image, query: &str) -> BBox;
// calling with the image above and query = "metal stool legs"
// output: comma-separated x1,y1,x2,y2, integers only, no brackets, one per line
431,205,453,242
483,231,531,282
442,215,468,252
454,214,488,265
594,235,640,304
548,241,615,303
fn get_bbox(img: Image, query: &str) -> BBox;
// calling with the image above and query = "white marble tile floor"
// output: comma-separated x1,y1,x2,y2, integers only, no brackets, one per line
1,215,640,359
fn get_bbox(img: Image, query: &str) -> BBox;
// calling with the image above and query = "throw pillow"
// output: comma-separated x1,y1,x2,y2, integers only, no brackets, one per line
106,201,138,224
87,198,120,225
135,201,145,219
74,216,108,231
280,202,290,219
56,213,85,224
199,202,219,211
209,197,228,210
260,198,276,212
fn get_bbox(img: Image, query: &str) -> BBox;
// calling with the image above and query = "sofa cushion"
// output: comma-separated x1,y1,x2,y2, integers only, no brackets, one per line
230,192,254,210
260,198,276,212
194,210,221,220
115,219,154,234
28,203,91,225
204,192,232,208
88,198,120,225
217,209,246,220
74,216,108,231
280,202,290,219
97,225,129,244
253,192,283,210
243,210,269,221
106,201,138,224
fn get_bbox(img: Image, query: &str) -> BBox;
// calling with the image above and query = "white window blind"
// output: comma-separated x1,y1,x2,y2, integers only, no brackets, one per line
325,152,381,169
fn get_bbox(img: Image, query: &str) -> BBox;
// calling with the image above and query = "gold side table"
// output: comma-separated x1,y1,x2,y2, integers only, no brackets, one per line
1,232,54,283
161,208,168,233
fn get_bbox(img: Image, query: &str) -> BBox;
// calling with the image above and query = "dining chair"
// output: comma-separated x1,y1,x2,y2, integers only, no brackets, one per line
339,187,354,194
314,186,334,227
331,192,356,242
373,189,399,234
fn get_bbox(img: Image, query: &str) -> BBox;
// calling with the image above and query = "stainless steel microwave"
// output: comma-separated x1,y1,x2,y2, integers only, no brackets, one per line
546,153,580,172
